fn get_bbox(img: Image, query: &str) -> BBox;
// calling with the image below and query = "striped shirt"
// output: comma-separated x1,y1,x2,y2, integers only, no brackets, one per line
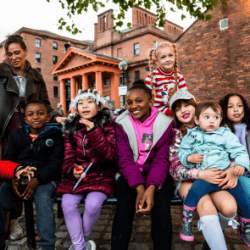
144,67,187,115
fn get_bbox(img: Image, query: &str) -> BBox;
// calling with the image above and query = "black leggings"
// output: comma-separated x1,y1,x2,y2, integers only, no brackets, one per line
111,175,173,250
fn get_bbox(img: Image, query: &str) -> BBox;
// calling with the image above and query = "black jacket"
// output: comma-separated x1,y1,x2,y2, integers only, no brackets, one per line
4,123,64,184
0,62,49,139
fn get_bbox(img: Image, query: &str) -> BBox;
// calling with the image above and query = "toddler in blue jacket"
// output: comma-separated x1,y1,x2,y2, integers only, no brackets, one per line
178,101,250,242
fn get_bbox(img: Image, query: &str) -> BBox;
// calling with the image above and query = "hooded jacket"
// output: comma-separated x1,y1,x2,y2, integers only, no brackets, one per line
115,110,174,188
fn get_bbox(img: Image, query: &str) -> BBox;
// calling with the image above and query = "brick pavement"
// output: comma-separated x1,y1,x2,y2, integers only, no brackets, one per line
6,205,247,250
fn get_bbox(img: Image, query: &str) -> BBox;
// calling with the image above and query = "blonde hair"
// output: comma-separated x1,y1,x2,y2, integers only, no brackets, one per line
148,41,179,97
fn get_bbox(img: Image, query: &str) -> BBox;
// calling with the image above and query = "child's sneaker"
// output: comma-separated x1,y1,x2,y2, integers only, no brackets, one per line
85,240,96,250
179,205,195,241
9,219,24,241
239,217,250,248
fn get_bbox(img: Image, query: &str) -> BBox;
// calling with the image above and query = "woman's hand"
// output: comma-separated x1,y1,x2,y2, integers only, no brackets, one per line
79,118,95,131
232,165,245,176
187,154,204,164
197,168,224,184
73,164,84,178
135,184,145,213
136,185,155,214
218,167,239,189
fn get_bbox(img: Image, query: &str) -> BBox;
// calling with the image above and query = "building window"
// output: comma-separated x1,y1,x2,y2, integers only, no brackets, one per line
117,48,122,57
134,70,140,81
53,86,59,98
133,43,140,56
219,18,229,31
52,55,58,64
53,75,58,81
52,41,58,50
35,38,41,48
35,52,41,63
64,43,71,52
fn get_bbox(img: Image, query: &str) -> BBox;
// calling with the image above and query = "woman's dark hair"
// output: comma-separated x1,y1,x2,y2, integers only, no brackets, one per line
219,93,250,132
4,35,27,52
128,80,152,99
172,99,196,134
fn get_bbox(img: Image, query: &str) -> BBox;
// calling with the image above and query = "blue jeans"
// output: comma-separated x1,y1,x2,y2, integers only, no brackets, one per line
184,176,250,218
0,181,56,250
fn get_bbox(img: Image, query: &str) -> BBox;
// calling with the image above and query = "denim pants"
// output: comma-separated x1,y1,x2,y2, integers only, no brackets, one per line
184,176,250,218
0,181,56,250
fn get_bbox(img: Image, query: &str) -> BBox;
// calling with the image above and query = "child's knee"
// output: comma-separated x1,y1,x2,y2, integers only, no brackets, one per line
85,199,103,214
219,201,237,217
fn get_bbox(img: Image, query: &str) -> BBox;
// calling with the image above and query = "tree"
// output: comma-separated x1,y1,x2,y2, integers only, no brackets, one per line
46,0,227,34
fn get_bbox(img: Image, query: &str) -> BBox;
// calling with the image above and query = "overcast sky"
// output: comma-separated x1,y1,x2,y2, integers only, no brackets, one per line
0,0,195,42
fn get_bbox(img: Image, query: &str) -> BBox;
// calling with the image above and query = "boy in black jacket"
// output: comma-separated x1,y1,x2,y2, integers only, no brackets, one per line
0,101,64,250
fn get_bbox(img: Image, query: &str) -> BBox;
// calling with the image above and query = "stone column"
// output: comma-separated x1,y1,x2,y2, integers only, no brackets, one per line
111,73,120,107
59,79,66,113
95,71,103,95
82,73,89,90
70,77,76,100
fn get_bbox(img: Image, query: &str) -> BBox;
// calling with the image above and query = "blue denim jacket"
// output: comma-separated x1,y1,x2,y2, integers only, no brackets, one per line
179,126,250,170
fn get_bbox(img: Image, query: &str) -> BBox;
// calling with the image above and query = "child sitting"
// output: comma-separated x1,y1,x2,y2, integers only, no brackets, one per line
0,101,64,250
56,89,117,250
178,102,250,244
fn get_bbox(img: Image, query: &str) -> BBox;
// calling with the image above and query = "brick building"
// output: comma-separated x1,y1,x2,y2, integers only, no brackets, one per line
0,27,91,108
177,0,250,102
54,7,183,111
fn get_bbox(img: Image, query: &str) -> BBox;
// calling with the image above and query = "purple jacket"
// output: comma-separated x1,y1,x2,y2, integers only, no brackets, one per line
116,110,174,188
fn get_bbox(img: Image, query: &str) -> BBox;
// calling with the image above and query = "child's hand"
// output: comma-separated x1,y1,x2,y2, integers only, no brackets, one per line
73,164,84,178
136,185,155,215
15,166,36,181
79,118,95,131
187,154,204,164
232,165,245,176
135,184,145,213
22,178,39,200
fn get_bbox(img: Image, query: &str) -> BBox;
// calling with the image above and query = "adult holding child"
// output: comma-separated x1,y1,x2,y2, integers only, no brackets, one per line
169,89,240,250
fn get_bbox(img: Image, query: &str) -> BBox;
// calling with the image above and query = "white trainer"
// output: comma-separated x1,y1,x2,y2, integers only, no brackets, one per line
85,240,96,250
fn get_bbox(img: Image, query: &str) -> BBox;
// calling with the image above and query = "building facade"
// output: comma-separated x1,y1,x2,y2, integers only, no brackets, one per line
177,0,250,102
0,27,91,108
54,7,183,111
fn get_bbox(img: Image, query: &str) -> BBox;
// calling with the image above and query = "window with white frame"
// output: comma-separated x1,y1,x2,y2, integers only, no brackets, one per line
35,38,41,48
133,43,140,56
52,55,58,64
35,52,41,63
52,41,58,50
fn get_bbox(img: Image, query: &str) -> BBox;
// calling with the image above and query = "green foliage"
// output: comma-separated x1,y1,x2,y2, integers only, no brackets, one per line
46,0,227,34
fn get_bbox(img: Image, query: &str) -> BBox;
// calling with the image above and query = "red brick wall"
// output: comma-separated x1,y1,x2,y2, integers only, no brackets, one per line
177,0,250,103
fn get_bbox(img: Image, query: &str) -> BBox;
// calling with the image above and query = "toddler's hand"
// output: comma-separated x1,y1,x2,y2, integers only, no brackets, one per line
187,154,204,164
232,165,245,176
73,164,84,178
